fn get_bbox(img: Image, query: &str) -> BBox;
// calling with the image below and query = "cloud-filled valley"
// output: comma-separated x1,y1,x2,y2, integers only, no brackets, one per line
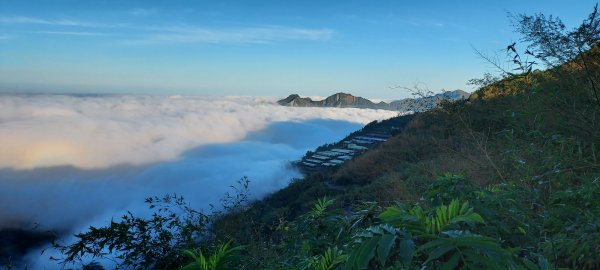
0,94,397,233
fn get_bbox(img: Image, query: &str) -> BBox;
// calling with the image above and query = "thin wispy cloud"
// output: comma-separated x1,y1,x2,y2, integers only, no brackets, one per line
129,8,158,16
396,17,478,32
1,15,333,44
0,16,127,28
30,31,111,37
30,30,112,37
130,25,334,45
0,16,92,27
437,21,479,32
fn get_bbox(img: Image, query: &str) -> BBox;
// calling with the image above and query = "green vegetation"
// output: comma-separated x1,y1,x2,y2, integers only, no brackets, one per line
181,241,243,270
49,6,600,270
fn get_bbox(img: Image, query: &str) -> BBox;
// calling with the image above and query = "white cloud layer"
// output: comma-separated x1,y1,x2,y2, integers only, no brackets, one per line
0,94,398,268
0,95,395,170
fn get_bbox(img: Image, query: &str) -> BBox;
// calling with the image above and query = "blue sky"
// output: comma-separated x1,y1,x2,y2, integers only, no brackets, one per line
0,0,597,99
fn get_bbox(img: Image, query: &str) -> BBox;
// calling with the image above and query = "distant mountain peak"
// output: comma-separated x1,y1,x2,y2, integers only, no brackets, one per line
277,94,315,107
279,94,300,102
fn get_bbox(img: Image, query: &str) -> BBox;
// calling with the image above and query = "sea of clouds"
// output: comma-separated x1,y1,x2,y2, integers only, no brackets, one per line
0,94,398,237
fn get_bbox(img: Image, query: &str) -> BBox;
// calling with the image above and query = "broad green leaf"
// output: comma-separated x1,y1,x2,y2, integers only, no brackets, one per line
538,255,549,270
346,237,379,270
522,258,539,270
450,213,485,224
440,252,462,270
416,238,447,252
378,207,402,221
424,243,456,264
376,233,396,266
397,239,415,266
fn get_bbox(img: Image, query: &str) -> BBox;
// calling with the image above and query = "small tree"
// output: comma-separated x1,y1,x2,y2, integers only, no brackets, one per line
512,4,600,106
53,194,210,269
53,178,251,269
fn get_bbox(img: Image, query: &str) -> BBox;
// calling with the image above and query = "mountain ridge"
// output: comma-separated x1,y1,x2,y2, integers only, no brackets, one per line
277,90,469,112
